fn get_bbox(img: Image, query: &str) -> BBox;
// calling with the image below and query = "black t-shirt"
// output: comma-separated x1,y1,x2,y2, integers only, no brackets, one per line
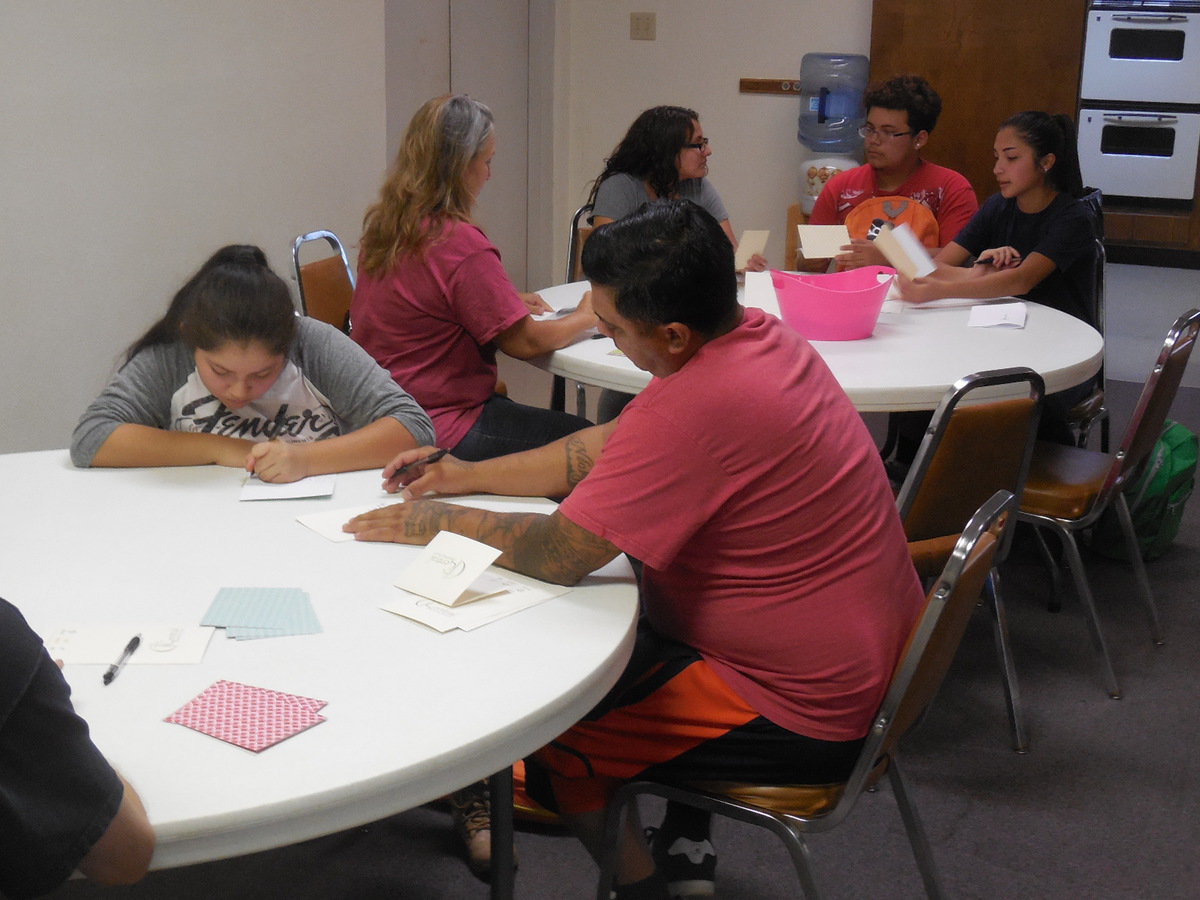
954,192,1098,327
0,599,124,899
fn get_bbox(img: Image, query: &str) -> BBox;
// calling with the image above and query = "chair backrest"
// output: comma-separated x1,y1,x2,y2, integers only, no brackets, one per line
785,202,807,269
1080,187,1106,339
292,230,355,334
1098,308,1200,506
566,204,594,283
897,368,1044,562
827,490,1013,819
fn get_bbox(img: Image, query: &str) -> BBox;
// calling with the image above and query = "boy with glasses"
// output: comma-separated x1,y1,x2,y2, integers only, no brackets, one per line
808,74,978,270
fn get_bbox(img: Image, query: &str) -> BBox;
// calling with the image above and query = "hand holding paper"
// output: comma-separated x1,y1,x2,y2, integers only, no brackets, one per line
735,230,769,271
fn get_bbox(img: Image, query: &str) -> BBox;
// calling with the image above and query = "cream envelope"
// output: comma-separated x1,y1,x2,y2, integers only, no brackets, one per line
394,531,504,606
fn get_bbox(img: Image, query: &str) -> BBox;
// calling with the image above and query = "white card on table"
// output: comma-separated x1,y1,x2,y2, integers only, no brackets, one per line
240,473,336,501
394,531,503,607
969,302,1027,328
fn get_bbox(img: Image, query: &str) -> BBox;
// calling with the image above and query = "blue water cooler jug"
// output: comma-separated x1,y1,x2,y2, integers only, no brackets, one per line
797,52,869,213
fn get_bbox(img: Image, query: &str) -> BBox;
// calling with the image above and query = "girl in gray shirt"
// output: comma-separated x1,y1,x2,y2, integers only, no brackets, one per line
71,245,433,482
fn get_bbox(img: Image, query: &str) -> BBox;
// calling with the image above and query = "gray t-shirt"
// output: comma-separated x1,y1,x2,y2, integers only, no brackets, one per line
592,172,729,224
71,316,434,466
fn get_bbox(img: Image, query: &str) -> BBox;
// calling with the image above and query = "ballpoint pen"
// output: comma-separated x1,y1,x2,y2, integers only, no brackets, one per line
391,448,449,479
102,634,141,685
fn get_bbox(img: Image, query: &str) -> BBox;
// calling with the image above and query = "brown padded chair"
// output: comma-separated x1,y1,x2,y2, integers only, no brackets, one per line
1019,307,1200,699
896,368,1044,752
594,491,1017,900
292,230,355,334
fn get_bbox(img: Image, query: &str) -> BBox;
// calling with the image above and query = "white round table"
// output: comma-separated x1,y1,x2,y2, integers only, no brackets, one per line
533,278,1104,412
0,452,637,891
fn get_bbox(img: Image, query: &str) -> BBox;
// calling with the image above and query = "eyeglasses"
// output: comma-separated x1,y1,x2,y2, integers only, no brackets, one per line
858,125,913,141
682,138,711,150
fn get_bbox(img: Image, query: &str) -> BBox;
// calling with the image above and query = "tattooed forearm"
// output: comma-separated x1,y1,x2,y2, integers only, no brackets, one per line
564,434,595,488
510,512,619,585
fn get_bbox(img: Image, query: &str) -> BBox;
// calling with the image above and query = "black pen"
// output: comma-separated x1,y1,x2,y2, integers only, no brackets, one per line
102,634,141,685
391,448,448,479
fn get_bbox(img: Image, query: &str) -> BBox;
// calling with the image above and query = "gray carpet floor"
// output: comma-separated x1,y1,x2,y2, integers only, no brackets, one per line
53,380,1200,899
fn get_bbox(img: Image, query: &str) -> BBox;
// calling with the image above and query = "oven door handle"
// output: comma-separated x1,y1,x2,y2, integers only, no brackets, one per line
1101,113,1180,125
1111,14,1190,24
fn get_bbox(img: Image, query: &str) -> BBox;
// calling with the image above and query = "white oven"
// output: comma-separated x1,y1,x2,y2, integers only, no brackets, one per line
1081,3,1200,104
1078,108,1200,199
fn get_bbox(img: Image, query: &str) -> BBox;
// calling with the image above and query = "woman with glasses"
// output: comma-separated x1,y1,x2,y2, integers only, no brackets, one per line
351,94,597,465
587,105,767,273
809,74,978,270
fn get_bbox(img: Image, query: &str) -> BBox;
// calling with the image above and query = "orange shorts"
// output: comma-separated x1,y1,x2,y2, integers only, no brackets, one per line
527,627,862,815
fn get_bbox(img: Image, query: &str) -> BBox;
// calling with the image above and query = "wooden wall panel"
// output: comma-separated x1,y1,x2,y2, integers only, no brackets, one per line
869,0,1088,202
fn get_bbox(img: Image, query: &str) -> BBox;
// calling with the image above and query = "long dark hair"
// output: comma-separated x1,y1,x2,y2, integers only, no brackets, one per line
1001,111,1085,198
125,245,296,364
586,106,699,207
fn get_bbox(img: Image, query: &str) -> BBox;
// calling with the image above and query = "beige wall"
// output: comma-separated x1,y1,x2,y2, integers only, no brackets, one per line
1,0,389,453
550,0,872,273
1,0,879,452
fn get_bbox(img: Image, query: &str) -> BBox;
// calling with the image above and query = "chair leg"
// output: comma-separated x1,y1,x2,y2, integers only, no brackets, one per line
1113,493,1165,646
985,569,1028,753
550,375,566,412
1056,528,1122,699
776,824,824,900
887,759,946,900
1029,525,1066,612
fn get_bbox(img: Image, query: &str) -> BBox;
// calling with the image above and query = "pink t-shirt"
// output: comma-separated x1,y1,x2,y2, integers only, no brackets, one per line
559,308,923,741
351,221,529,448
810,160,979,247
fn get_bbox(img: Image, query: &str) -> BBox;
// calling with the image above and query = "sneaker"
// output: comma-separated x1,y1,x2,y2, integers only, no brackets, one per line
450,780,492,881
646,825,717,898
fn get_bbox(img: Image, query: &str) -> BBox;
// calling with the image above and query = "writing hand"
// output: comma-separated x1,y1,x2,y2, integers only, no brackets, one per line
382,447,475,497
245,440,309,483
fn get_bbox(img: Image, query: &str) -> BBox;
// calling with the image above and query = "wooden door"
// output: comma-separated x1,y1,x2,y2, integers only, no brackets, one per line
870,0,1088,202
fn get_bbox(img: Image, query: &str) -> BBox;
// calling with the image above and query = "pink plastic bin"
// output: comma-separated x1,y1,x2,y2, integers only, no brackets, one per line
771,266,895,341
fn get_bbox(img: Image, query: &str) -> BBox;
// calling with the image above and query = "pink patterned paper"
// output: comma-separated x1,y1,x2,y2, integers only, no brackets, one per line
165,680,327,752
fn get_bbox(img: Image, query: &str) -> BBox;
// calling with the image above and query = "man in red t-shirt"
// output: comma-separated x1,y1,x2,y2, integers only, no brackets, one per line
808,74,978,270
346,200,923,900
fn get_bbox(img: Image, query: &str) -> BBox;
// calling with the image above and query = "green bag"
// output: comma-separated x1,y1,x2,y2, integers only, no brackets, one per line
1090,419,1198,561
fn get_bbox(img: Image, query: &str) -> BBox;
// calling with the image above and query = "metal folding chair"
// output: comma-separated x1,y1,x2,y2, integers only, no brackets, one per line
292,230,355,334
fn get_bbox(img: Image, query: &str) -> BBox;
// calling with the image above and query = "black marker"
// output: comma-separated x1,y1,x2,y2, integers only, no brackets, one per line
102,634,141,685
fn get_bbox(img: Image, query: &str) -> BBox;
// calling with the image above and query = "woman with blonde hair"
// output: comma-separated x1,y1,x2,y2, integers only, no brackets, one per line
352,94,596,462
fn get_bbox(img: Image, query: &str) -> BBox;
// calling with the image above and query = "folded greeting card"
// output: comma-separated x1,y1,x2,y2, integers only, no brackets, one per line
165,680,327,752
394,531,504,607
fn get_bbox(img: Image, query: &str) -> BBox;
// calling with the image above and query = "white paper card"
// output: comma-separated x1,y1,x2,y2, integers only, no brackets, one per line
796,224,850,259
296,501,399,542
969,302,1028,328
872,222,936,279
44,625,215,665
394,531,502,606
381,571,569,632
734,230,769,269
240,473,336,501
